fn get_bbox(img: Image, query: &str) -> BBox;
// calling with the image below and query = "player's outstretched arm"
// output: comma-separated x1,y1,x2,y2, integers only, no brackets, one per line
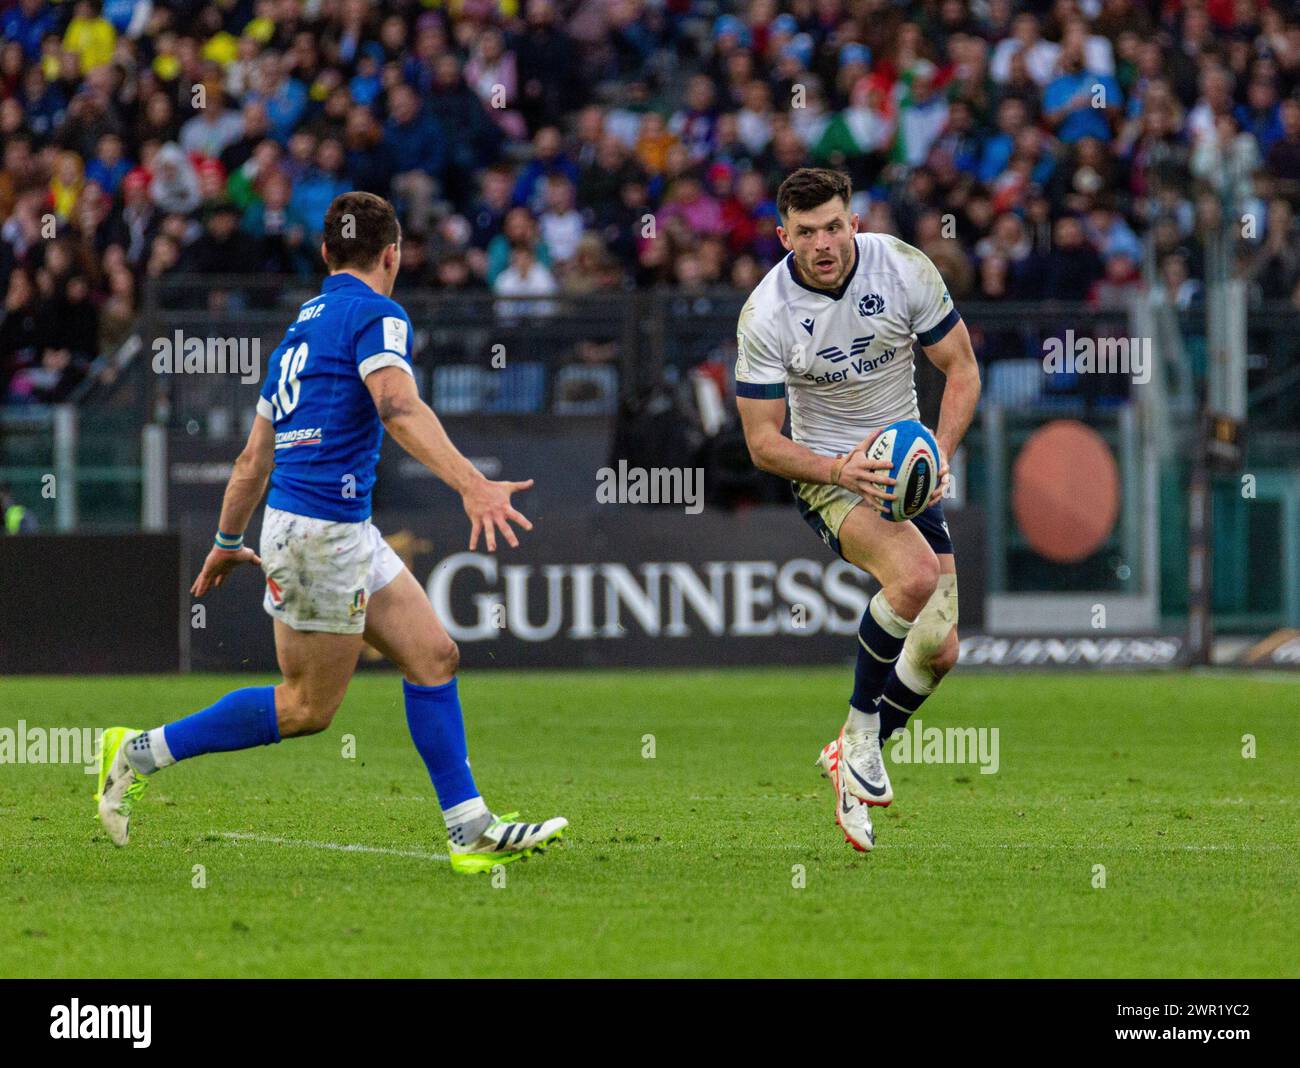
365,365,533,552
736,395,897,506
191,415,273,597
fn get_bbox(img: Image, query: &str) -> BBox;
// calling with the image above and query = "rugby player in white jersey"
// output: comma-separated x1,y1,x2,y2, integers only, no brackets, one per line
734,168,981,852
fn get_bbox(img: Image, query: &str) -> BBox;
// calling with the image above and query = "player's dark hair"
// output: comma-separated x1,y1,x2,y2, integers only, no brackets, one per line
777,168,852,221
322,192,401,271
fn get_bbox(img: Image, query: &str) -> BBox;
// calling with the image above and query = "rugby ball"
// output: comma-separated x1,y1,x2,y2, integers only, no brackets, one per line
864,420,941,522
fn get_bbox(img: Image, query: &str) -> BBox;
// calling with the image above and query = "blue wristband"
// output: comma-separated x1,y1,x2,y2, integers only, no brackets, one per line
214,530,243,550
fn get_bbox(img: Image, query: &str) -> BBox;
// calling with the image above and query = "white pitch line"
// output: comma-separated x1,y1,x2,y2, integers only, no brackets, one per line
213,831,1287,859
497,839,1287,853
868,842,1289,852
217,831,447,862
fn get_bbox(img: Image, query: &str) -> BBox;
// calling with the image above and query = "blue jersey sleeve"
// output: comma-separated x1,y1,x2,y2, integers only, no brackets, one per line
352,299,415,381
255,337,291,422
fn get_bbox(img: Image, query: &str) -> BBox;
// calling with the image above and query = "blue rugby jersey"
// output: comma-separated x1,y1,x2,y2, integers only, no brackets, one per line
255,273,414,522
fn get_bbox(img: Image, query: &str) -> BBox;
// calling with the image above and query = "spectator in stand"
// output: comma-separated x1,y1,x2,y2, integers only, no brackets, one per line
494,239,559,321
1090,251,1143,309
561,232,622,294
465,28,525,141
384,81,447,232
538,175,584,266
814,73,896,172
182,202,259,275
515,0,583,130
248,52,308,143
289,138,350,245
1043,32,1122,146
977,97,1030,184
1267,99,1300,205
659,174,725,241
1041,215,1104,300
1250,198,1300,301
1236,76,1284,153
434,250,482,291
671,75,720,165
342,104,395,198
0,267,43,398
1154,251,1201,310
467,165,514,253
487,206,551,286
977,251,1013,299
180,88,245,160
84,132,130,196
894,61,949,166
220,101,273,175
514,126,579,213
4,0,57,63
426,52,503,205
48,150,85,223
48,271,99,356
20,63,67,143
580,133,642,219
149,142,200,215
62,1,116,75
634,111,676,176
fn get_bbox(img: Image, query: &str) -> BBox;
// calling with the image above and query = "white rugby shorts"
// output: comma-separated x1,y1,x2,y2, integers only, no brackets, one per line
259,506,404,634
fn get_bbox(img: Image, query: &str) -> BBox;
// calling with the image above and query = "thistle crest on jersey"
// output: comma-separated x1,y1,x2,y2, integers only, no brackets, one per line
866,419,940,522
858,293,885,316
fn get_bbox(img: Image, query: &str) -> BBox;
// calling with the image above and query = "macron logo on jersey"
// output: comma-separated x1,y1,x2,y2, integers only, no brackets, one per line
274,427,323,450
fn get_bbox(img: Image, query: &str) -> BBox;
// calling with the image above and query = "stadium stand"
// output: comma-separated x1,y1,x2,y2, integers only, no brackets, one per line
1,0,1298,412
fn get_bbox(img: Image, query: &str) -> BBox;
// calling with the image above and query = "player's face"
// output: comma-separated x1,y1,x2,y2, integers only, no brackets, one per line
778,200,858,290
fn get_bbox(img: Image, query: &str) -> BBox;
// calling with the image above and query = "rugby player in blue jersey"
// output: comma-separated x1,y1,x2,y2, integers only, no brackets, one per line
95,193,566,874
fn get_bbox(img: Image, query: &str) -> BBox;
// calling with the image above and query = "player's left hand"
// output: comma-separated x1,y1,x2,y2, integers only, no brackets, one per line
191,545,263,598
464,477,534,552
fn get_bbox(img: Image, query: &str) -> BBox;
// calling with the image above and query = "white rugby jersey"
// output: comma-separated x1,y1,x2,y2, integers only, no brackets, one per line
735,232,960,457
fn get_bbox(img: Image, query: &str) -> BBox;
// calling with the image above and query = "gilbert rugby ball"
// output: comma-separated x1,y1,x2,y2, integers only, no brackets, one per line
864,419,941,522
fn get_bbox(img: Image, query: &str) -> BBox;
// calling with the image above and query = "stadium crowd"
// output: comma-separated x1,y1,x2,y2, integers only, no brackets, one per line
1,0,1299,405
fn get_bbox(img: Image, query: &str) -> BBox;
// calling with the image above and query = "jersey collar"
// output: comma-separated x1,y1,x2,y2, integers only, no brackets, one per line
784,239,860,301
323,272,377,294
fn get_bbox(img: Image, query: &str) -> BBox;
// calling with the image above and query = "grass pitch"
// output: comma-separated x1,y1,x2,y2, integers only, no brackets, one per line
1,669,1296,978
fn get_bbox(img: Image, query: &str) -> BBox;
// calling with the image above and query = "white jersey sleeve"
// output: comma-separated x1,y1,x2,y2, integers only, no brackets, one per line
903,246,962,348
734,297,788,400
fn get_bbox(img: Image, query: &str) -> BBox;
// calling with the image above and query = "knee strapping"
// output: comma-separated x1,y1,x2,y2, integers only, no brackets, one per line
898,573,959,693
868,589,914,639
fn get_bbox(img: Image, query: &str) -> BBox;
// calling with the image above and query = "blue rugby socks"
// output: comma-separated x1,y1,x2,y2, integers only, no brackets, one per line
848,592,914,730
126,685,281,774
878,662,933,741
402,678,492,845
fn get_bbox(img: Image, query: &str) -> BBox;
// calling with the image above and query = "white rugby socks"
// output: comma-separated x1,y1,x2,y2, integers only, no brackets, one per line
443,796,492,846
124,727,176,775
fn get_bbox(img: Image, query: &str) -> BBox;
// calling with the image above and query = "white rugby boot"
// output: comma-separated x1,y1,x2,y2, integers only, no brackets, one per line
836,721,894,807
815,735,875,852
447,811,568,874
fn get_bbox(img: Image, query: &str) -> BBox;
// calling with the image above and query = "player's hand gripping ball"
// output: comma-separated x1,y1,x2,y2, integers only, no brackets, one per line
864,420,941,522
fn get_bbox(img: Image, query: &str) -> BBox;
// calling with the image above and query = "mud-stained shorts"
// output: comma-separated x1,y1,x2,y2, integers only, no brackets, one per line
791,481,955,559
259,506,405,634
